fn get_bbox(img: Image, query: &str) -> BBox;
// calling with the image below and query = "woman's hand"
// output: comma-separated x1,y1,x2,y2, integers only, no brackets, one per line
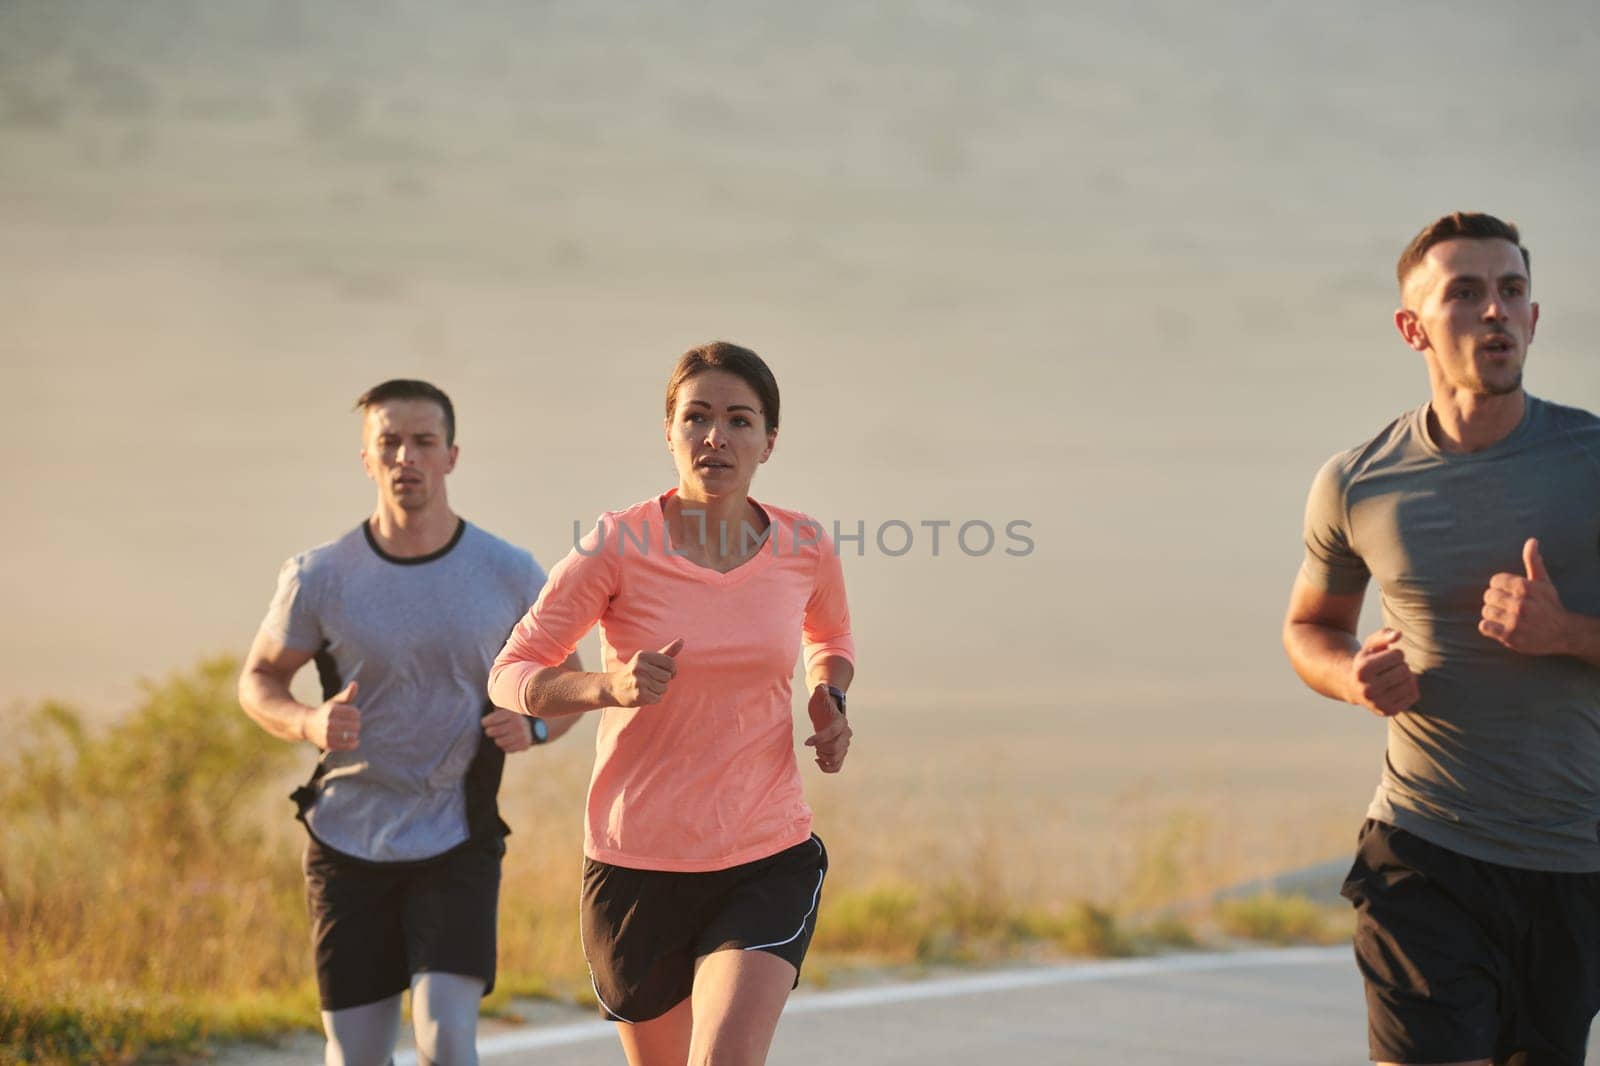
607,638,685,706
805,683,851,773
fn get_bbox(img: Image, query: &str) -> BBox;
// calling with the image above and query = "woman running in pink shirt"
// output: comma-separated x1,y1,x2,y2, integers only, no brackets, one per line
489,342,855,1066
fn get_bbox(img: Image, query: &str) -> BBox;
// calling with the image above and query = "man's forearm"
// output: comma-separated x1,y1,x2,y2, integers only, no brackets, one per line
1283,622,1360,704
238,669,313,742
1561,610,1600,667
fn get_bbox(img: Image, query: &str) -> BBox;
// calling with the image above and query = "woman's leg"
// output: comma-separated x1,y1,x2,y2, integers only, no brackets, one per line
322,993,403,1066
410,971,485,1065
615,996,693,1066
685,949,796,1066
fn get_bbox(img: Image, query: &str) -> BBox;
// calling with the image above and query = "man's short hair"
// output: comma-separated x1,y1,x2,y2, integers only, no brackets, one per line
354,379,456,445
1397,212,1531,295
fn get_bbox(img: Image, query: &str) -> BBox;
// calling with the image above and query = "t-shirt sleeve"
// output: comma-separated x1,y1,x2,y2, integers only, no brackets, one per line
256,555,323,652
802,529,855,673
488,518,617,713
1300,455,1370,595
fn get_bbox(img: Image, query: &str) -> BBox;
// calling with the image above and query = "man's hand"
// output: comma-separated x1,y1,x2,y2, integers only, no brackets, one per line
804,683,851,773
306,681,362,750
482,707,534,753
1348,629,1420,717
606,638,684,707
1480,538,1571,656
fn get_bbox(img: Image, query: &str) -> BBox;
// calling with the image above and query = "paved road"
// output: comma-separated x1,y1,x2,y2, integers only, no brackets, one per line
394,946,1595,1066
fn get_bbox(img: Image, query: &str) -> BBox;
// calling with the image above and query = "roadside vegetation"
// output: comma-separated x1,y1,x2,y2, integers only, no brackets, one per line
1,658,1351,1064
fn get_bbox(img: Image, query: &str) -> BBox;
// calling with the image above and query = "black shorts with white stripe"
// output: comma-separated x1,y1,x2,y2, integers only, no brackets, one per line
580,834,828,1023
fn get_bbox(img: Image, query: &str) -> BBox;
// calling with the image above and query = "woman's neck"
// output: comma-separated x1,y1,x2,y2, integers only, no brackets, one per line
665,490,768,567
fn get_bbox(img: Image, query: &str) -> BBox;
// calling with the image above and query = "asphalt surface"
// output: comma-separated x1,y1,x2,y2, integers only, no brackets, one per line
393,945,1600,1066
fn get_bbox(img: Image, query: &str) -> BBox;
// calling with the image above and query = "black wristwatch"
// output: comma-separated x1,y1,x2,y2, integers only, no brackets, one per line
824,685,847,716
530,717,550,745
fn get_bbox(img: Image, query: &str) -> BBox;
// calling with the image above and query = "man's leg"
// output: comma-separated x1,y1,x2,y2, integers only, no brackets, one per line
322,993,403,1066
305,840,411,1066
1343,822,1508,1065
410,972,485,1066
402,844,499,1062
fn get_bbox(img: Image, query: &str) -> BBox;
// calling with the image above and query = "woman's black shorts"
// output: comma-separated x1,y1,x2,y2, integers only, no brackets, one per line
1341,819,1600,1066
303,834,501,1012
581,834,828,1023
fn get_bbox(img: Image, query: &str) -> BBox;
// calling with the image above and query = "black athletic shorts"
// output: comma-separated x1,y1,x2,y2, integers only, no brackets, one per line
303,834,501,1012
1340,819,1600,1065
581,833,828,1023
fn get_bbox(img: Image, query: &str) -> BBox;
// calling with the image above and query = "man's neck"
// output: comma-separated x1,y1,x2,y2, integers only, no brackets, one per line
368,501,460,558
1426,387,1526,454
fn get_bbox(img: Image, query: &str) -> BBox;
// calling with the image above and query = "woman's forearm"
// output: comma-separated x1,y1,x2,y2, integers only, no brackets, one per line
806,654,854,698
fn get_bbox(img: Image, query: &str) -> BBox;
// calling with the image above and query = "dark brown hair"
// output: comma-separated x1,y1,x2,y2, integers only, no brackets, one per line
664,342,780,432
1397,212,1530,293
354,379,456,445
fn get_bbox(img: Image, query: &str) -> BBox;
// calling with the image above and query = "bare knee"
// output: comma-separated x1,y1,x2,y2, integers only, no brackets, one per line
411,972,483,1066
322,994,403,1066
413,1013,476,1066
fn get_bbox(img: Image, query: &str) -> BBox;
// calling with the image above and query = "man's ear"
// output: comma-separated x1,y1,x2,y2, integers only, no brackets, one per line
1394,308,1428,352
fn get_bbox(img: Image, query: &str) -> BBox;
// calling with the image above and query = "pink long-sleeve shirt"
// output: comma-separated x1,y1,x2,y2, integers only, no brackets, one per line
489,492,855,872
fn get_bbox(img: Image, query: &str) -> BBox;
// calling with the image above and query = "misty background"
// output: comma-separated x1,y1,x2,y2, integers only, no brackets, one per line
5,0,1598,877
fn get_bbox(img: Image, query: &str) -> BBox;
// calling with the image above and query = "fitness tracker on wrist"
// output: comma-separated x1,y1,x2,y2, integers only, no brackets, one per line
824,684,847,716
530,717,550,745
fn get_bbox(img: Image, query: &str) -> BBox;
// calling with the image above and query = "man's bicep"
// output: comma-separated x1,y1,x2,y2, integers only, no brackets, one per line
1285,571,1365,635
242,629,316,685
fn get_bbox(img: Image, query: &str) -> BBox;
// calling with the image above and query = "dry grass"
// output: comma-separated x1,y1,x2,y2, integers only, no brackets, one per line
1214,893,1354,946
1,658,1356,1063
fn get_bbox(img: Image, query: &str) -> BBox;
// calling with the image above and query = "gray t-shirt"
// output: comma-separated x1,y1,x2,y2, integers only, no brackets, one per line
1302,395,1600,871
257,520,545,862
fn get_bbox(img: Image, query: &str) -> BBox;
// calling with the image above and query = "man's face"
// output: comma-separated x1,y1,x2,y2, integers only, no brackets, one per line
360,399,457,512
1396,238,1539,397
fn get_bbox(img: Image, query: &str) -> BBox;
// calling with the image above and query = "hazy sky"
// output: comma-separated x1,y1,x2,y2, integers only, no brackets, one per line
4,0,1598,759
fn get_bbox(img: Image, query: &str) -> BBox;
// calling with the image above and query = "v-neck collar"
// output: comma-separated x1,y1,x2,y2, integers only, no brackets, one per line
654,489,779,585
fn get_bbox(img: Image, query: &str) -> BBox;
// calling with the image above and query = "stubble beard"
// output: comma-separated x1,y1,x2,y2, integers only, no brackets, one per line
1480,372,1523,397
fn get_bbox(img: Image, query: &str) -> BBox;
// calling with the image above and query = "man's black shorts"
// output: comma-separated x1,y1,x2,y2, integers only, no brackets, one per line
581,834,828,1023
1340,819,1600,1065
303,834,501,1012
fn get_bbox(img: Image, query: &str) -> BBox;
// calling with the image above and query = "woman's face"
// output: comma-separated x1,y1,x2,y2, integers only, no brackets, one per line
665,369,776,500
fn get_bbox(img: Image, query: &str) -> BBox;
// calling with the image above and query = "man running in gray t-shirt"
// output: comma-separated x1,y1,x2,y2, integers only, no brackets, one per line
1285,213,1600,1066
239,379,577,1065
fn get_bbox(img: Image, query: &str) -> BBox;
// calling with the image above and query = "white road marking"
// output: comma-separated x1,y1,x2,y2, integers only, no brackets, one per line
393,946,1349,1062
